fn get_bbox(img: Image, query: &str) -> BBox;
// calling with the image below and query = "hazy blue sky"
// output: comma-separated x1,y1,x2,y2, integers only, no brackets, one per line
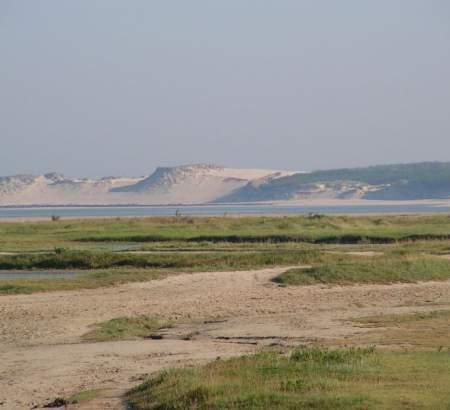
1,1,449,176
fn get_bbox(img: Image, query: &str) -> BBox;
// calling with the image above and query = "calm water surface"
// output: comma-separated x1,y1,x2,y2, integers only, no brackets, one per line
1,204,449,218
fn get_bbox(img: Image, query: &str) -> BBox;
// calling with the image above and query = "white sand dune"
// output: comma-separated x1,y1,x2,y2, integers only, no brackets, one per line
0,164,294,206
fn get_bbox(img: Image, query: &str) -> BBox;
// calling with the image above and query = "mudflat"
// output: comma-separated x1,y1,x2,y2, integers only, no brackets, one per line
2,266,450,409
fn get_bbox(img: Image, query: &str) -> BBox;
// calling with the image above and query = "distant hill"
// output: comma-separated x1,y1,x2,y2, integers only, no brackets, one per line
216,162,450,202
1,162,450,206
0,165,291,206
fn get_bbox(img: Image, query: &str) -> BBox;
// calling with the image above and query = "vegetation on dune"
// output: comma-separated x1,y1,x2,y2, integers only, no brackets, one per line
83,315,172,342
282,161,450,187
127,347,450,410
220,161,450,201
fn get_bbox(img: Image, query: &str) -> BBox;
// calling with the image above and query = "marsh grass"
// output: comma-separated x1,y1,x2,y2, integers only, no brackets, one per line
4,248,450,295
350,310,450,350
127,347,450,410
0,247,319,295
0,248,323,295
0,269,168,295
5,216,450,295
73,214,450,243
4,214,450,251
0,249,320,270
82,315,173,342
273,253,450,285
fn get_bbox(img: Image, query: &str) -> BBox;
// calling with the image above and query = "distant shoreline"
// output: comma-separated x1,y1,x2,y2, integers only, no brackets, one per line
0,198,448,209
1,200,450,221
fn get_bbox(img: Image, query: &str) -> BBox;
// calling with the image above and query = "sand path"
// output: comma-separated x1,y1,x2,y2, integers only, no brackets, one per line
1,267,450,409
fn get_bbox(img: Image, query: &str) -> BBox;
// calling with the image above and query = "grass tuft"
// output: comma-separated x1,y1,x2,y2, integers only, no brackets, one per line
66,389,100,404
82,315,172,342
290,346,375,365
127,347,450,409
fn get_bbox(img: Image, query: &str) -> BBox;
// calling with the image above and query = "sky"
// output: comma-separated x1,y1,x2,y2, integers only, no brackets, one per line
1,1,449,177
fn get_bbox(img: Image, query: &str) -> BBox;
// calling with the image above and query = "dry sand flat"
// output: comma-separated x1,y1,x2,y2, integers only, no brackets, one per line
1,267,450,409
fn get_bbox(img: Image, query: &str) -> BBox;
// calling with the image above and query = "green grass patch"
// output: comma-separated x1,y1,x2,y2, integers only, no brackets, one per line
0,269,168,295
0,283,36,294
127,347,450,409
349,310,450,350
273,254,450,285
66,389,101,404
4,216,450,295
4,248,450,295
0,249,321,295
83,315,173,342
4,215,450,251
0,249,319,270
